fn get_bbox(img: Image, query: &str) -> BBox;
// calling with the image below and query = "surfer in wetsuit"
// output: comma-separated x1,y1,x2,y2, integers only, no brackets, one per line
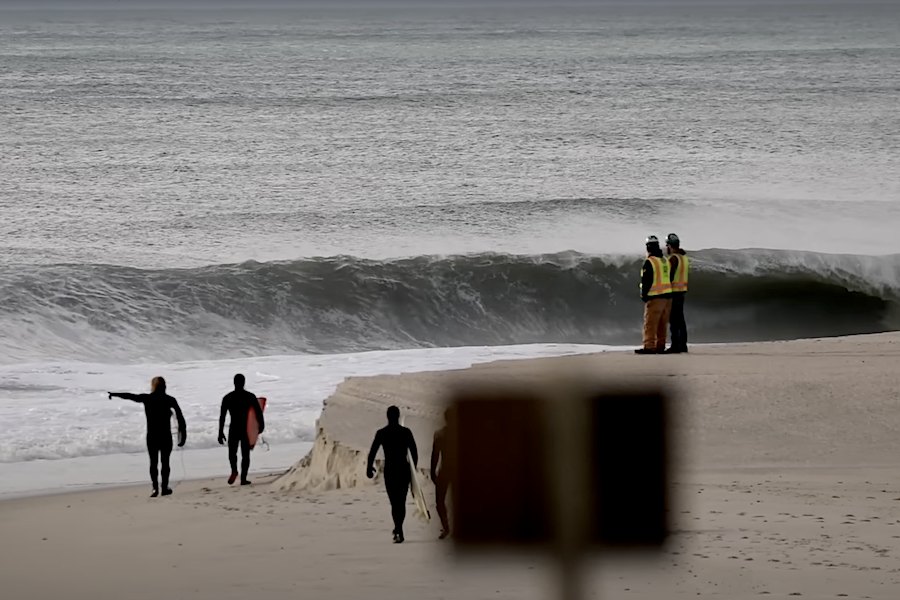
109,376,186,497
367,405,418,543
430,407,454,540
218,374,264,486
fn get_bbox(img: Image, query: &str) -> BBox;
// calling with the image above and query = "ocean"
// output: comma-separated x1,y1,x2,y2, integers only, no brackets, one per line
1,1,898,496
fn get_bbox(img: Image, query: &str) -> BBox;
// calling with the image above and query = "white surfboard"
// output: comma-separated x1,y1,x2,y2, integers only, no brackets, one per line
401,417,431,522
408,449,432,522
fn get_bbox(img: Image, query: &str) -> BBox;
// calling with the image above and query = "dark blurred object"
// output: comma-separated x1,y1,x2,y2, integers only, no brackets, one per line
449,385,671,552
450,392,550,548
589,390,669,547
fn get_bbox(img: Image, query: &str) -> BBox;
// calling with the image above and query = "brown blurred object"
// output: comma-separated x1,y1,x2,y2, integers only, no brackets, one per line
447,383,673,599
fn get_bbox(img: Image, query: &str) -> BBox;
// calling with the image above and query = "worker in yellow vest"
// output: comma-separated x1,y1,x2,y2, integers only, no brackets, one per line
636,235,673,354
665,233,689,354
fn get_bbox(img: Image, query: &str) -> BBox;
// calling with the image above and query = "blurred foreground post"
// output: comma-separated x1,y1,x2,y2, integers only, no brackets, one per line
448,384,672,600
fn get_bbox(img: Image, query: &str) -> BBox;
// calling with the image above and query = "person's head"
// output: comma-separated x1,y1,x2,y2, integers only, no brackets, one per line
151,376,166,394
645,235,662,256
665,233,681,254
234,373,245,390
387,405,400,425
442,406,457,430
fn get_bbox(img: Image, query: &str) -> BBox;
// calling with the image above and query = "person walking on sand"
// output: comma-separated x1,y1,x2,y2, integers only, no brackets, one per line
109,376,186,497
430,408,454,540
218,374,265,486
635,235,673,354
665,232,690,354
367,405,419,543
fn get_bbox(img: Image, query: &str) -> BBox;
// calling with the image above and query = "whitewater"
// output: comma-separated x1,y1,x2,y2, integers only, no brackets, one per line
1,1,899,496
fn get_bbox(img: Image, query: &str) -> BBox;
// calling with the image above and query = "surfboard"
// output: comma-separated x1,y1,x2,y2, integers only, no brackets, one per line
409,449,432,522
248,396,267,450
399,416,431,521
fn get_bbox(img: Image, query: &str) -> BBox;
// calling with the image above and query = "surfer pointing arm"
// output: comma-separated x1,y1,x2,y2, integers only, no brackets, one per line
108,376,186,497
218,373,264,486
367,405,418,544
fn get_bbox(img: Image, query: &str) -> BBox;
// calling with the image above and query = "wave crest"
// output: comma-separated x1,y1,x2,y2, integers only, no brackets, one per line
1,249,897,362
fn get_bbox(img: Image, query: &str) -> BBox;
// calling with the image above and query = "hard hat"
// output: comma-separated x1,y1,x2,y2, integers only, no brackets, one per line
666,233,680,246
645,235,659,245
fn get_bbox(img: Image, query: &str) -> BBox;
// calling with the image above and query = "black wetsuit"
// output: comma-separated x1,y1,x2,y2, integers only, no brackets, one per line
219,389,264,482
367,423,418,537
117,391,186,492
430,425,453,535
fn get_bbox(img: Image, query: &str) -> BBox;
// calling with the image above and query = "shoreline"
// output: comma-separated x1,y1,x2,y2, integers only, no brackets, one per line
0,441,311,501
5,332,900,500
4,332,900,599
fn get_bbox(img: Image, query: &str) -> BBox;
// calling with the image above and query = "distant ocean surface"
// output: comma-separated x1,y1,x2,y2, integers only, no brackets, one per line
1,2,898,492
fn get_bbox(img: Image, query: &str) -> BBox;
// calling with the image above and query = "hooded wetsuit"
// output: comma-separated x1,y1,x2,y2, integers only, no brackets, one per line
367,423,418,537
115,391,186,492
219,389,264,483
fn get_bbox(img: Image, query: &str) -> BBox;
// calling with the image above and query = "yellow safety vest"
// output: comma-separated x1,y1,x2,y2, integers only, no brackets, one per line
670,254,689,293
642,256,672,297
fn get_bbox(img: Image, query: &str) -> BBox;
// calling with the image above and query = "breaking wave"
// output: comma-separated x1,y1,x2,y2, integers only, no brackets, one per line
1,249,898,363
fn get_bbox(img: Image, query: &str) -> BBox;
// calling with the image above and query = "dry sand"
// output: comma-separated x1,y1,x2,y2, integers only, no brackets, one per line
3,333,900,599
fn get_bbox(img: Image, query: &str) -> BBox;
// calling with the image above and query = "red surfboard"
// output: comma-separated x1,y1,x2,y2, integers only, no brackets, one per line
247,397,267,450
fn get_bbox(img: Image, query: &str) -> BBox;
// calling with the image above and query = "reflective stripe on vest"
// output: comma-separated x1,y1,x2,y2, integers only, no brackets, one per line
643,256,672,297
670,254,689,293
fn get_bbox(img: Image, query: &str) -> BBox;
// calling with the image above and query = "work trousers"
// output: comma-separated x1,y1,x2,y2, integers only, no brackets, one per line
642,297,672,352
669,293,688,352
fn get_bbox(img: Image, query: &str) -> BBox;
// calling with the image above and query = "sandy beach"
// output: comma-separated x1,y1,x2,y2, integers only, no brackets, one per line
3,333,900,599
